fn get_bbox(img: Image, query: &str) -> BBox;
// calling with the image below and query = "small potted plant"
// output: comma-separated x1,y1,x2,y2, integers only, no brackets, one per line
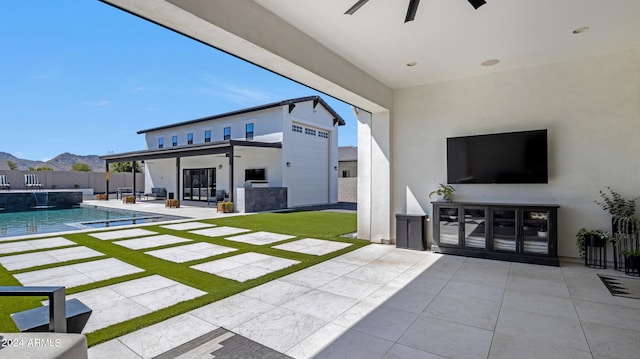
217,201,233,213
123,195,136,204
429,183,455,202
576,228,609,259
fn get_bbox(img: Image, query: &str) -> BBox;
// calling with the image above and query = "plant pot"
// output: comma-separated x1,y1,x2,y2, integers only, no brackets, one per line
624,255,640,276
588,234,605,247
165,199,179,208
123,196,136,204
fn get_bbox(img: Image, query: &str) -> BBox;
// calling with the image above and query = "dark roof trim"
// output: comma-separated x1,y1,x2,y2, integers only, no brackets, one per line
137,96,345,134
100,140,282,163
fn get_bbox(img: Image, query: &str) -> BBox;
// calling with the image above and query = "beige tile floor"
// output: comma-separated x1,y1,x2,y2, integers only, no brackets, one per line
89,246,640,359
3,201,639,358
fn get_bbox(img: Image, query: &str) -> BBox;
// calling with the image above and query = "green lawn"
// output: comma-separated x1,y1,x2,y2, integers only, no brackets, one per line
0,210,364,346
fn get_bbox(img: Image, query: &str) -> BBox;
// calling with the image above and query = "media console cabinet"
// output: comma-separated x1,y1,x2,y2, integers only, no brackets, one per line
432,202,559,266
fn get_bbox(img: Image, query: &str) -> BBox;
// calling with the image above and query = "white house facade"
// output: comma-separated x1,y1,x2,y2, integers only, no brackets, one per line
101,96,344,212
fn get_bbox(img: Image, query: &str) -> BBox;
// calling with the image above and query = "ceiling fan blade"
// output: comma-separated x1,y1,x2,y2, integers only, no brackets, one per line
468,0,487,10
404,0,421,22
345,0,370,15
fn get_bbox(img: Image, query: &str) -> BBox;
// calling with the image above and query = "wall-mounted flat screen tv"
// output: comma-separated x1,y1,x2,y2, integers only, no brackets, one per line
447,129,548,184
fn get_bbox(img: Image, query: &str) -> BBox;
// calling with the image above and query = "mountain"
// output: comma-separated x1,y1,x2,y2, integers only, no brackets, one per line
0,152,106,172
47,153,105,172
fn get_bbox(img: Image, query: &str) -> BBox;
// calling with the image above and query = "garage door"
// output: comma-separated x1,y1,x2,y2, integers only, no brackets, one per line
289,125,329,206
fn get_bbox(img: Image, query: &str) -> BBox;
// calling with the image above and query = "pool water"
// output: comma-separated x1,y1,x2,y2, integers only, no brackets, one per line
0,206,184,238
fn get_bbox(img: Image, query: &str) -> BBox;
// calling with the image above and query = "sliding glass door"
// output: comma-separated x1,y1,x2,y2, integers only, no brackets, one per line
183,168,216,201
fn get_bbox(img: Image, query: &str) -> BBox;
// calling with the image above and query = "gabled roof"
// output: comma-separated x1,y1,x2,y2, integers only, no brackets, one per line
137,95,345,134
339,146,358,162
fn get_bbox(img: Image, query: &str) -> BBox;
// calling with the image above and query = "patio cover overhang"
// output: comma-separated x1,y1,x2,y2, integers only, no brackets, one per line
100,140,282,202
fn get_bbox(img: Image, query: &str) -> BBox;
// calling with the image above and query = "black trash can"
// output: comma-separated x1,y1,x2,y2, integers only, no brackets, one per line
168,192,174,200
396,214,427,251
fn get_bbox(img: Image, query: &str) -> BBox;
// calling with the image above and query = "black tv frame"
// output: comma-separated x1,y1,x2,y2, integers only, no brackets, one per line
446,129,548,184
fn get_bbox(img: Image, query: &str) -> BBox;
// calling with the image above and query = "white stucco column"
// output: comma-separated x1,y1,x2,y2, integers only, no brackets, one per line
357,109,391,243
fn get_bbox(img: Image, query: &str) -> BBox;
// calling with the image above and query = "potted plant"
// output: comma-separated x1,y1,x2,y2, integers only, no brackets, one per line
595,187,639,234
576,228,609,259
429,183,455,202
622,249,640,276
217,201,233,213
123,195,136,204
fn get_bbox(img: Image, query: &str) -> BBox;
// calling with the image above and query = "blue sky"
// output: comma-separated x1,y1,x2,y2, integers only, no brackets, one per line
0,1,357,161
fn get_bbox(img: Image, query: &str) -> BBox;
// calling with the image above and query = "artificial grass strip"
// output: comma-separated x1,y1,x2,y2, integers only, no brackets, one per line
0,210,365,346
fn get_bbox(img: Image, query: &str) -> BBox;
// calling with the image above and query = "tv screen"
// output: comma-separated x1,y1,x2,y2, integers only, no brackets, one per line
245,168,266,181
447,129,548,184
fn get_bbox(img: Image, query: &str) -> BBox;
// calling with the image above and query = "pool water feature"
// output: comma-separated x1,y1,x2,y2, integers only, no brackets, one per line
0,206,184,238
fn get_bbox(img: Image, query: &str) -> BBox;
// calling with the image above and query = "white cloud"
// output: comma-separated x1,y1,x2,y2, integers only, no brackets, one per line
197,74,275,105
83,99,111,106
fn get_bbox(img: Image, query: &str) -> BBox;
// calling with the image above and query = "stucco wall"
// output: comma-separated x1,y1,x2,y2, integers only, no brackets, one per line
392,48,640,259
338,177,357,203
144,108,284,149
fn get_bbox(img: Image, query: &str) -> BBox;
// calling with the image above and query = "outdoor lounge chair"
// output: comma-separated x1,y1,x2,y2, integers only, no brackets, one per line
24,174,43,189
0,174,10,190
144,187,167,200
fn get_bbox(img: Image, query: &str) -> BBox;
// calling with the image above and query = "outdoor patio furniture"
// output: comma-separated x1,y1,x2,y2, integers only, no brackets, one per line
0,286,92,334
116,187,133,199
207,189,226,205
0,174,10,190
24,174,43,189
145,187,167,200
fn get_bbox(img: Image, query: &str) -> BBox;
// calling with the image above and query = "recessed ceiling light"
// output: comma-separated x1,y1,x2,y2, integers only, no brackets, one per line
407,62,417,67
572,26,589,34
481,59,500,66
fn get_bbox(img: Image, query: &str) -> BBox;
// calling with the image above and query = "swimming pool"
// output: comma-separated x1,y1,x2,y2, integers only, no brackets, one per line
0,206,184,238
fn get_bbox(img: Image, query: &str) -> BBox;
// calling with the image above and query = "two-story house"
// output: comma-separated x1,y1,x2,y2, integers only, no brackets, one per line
101,96,345,212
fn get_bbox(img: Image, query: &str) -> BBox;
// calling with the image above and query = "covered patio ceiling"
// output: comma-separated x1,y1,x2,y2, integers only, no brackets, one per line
101,0,640,112
100,140,282,164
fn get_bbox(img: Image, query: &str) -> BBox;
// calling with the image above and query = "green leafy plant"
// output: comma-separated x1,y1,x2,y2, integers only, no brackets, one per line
621,249,640,257
595,187,639,235
429,183,455,202
576,228,610,259
71,162,92,172
595,186,637,217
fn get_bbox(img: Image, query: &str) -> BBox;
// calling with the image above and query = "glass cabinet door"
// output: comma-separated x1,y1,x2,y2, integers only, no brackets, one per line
463,208,486,249
492,209,517,252
438,207,459,246
522,210,550,255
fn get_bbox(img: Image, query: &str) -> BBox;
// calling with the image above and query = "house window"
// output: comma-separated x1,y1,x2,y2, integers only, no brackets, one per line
224,127,231,140
305,128,316,136
172,135,178,147
246,123,254,140
292,124,303,133
204,130,211,143
158,138,164,149
319,131,329,139
187,133,193,145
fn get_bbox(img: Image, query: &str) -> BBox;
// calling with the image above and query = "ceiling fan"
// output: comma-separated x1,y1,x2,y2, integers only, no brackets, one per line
345,0,486,23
